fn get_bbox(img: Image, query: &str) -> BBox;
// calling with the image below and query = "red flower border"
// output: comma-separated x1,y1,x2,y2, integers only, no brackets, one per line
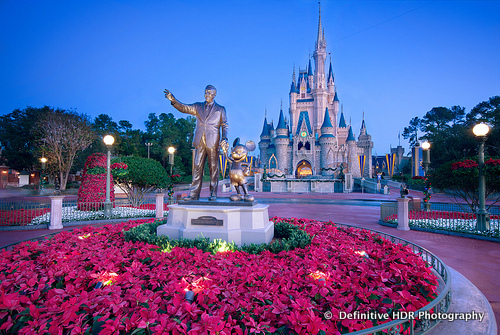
0,218,438,334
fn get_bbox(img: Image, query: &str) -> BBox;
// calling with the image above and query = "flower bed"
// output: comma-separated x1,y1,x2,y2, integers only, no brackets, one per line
384,211,500,239
0,218,438,334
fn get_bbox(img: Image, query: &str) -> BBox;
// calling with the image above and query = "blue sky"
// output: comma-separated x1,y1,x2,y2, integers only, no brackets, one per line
1,1,499,156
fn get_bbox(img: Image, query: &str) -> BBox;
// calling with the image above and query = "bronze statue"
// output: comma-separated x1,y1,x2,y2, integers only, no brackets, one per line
164,85,229,201
223,138,255,202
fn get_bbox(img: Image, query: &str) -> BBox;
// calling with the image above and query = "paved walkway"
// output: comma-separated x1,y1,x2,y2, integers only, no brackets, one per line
1,188,498,333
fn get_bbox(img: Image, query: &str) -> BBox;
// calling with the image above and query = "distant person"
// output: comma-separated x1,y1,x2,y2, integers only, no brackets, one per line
164,85,229,201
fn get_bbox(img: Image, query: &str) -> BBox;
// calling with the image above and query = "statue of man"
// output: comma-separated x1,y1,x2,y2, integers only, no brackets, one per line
164,85,229,201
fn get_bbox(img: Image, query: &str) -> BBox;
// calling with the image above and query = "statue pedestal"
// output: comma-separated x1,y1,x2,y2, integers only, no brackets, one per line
157,199,274,246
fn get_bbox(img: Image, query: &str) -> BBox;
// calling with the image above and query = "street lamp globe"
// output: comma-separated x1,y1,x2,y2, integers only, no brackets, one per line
40,157,47,164
421,141,431,150
103,135,115,146
168,146,176,154
473,123,490,137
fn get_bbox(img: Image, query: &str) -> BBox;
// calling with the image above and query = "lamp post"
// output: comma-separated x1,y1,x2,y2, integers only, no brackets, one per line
473,123,490,231
103,135,115,217
421,141,431,211
167,146,176,204
40,157,47,193
167,146,175,175
145,142,153,159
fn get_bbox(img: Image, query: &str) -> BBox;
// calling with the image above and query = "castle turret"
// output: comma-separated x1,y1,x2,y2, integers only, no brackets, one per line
347,126,361,177
289,66,297,128
307,58,314,91
275,105,291,174
357,113,373,177
337,105,348,146
319,107,337,175
327,60,334,94
258,114,271,168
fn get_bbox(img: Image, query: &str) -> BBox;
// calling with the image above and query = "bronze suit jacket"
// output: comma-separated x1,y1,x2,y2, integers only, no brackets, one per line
171,100,229,149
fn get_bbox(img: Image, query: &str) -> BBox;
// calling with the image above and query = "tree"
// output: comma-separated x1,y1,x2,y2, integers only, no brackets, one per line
111,156,169,207
35,109,95,190
0,106,48,172
144,112,195,176
402,117,421,148
430,157,500,212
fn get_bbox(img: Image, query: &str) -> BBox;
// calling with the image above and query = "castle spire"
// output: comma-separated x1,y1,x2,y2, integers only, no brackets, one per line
316,2,325,49
328,57,334,82
260,113,270,138
321,107,333,129
276,106,287,130
290,66,297,93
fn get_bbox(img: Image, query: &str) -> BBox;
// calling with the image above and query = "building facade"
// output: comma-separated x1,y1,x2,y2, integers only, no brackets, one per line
259,6,373,178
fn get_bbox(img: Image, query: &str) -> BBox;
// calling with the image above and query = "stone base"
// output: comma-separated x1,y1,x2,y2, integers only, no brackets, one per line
157,203,274,246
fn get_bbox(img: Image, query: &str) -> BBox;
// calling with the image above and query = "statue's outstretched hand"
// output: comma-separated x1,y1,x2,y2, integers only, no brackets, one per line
164,89,175,102
220,139,229,154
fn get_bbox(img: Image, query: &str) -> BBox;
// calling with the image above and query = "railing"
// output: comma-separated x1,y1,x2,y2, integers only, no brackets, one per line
0,196,171,227
335,222,452,335
0,199,50,226
0,219,453,334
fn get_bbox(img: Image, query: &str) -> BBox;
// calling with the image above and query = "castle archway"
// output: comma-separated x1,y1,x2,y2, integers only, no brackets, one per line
268,154,278,170
296,160,312,178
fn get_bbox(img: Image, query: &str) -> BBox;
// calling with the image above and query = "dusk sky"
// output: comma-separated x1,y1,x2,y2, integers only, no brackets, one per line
1,1,499,156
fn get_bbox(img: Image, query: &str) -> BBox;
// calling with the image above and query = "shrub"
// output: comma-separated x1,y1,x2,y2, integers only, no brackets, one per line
123,218,312,255
111,156,169,207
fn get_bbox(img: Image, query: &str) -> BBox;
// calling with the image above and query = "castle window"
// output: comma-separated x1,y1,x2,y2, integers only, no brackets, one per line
301,93,305,99
298,142,303,150
305,142,311,150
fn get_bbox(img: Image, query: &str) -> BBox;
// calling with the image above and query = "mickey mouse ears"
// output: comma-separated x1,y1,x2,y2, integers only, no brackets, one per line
232,137,256,152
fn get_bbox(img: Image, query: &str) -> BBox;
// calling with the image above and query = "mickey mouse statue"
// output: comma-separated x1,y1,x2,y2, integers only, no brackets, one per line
222,138,255,202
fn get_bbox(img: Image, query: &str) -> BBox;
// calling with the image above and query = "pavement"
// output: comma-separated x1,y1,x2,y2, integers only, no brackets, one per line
0,187,498,334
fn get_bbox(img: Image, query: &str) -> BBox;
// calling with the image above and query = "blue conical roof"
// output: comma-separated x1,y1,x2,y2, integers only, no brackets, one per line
308,59,313,76
328,62,334,82
321,108,333,128
347,126,355,141
333,91,339,102
290,81,296,93
260,117,269,137
339,111,347,128
276,109,287,130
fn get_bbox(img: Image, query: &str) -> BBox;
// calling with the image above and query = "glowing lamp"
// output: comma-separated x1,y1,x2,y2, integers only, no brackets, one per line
103,135,115,146
473,123,490,137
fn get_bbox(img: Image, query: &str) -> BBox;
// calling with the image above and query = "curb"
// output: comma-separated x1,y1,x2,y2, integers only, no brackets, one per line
428,267,497,335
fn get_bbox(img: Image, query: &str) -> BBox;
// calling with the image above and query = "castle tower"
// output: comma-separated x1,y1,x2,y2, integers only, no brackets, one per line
346,126,361,177
357,113,374,178
275,105,291,174
258,114,271,168
312,3,328,135
319,107,337,176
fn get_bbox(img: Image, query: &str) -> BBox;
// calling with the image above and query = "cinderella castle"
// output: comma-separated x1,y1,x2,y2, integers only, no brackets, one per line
259,6,374,179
